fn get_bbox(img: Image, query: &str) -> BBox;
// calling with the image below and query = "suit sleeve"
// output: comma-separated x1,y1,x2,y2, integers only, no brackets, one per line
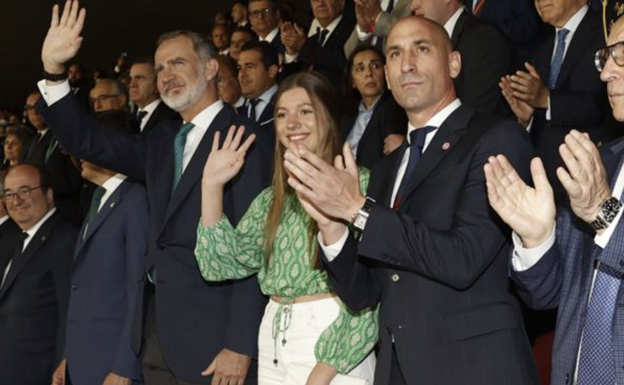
53,226,78,366
111,186,148,381
37,94,147,183
223,126,273,356
357,122,533,290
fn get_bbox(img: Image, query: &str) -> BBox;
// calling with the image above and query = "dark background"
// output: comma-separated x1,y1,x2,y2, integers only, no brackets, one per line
0,0,310,110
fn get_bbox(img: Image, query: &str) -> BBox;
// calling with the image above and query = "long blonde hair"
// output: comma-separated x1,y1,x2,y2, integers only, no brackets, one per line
264,72,342,269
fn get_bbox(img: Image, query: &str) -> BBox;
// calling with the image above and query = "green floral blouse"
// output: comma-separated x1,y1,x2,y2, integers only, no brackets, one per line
195,169,378,373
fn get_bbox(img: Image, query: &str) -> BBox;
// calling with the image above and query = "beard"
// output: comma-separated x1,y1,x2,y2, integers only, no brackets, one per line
161,70,208,112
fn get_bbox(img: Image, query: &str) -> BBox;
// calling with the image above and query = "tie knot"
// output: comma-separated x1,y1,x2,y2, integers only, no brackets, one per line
557,28,569,42
93,186,106,201
19,232,28,243
137,110,148,122
178,122,195,137
409,126,436,150
250,99,261,108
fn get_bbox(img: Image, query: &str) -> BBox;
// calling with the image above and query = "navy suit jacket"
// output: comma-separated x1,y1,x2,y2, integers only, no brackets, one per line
0,212,77,385
38,94,272,383
322,105,538,384
511,136,624,385
531,9,619,192
141,101,181,135
64,179,147,384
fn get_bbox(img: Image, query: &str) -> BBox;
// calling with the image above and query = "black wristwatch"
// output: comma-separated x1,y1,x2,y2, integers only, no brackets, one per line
351,196,375,232
42,70,68,82
590,197,623,231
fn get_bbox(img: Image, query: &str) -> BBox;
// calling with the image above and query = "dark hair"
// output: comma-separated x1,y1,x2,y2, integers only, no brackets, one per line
156,30,218,63
342,45,386,114
231,26,256,39
240,40,278,69
131,56,155,67
217,55,239,77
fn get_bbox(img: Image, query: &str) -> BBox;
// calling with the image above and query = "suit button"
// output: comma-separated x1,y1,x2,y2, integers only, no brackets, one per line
158,243,165,250
71,284,78,291
391,274,400,282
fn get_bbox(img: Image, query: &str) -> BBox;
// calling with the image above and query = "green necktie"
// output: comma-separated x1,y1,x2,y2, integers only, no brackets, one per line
84,186,106,237
172,123,195,191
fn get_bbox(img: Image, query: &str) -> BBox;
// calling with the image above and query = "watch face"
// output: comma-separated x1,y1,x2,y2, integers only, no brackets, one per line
354,215,367,230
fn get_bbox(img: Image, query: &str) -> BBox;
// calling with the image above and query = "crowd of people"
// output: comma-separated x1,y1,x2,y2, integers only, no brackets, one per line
1,0,624,384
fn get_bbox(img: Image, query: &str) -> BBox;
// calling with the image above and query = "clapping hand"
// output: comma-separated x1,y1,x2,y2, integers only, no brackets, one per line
484,156,556,248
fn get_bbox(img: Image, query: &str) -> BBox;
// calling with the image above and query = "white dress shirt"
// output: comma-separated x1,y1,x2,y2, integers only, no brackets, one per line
136,99,162,132
285,15,344,63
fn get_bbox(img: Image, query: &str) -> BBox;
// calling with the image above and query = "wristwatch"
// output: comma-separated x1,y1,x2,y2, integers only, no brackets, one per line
42,70,68,82
351,196,376,232
590,196,623,231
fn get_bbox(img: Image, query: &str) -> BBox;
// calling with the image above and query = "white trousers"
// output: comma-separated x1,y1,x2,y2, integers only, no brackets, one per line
257,297,376,385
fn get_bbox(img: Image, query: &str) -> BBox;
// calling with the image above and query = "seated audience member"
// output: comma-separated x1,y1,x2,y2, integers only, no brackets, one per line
280,0,355,88
232,0,251,31
51,119,148,385
2,130,28,170
500,0,618,201
68,62,90,109
24,92,83,226
229,27,256,60
0,164,77,385
237,41,279,134
214,10,233,26
196,72,377,384
0,177,19,242
344,0,412,57
410,0,512,117
249,0,285,54
128,58,180,134
217,55,246,108
284,16,538,384
212,24,232,56
342,46,406,169
91,78,138,134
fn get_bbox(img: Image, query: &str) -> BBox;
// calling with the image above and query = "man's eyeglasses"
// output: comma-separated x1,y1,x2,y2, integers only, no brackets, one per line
1,186,42,203
89,94,121,105
249,7,273,18
23,105,36,111
594,41,624,72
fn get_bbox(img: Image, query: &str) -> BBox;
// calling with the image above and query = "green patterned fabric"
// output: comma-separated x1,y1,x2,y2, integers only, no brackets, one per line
196,169,378,373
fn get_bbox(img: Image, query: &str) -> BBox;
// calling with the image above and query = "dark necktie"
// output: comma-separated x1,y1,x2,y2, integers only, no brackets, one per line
393,126,435,209
548,28,570,89
576,261,620,384
137,110,148,125
1,232,29,289
317,27,329,46
84,186,106,236
248,99,260,122
172,122,195,191
386,0,394,12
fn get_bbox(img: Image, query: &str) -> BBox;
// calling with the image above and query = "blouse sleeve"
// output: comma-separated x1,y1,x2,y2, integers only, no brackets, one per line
314,303,379,373
195,188,272,281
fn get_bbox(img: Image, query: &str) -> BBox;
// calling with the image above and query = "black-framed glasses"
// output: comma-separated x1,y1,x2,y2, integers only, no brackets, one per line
89,94,121,106
249,7,273,18
1,186,42,203
594,41,624,72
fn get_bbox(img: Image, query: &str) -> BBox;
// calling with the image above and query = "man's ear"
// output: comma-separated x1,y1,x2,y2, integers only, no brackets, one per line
268,64,279,79
205,59,219,82
448,51,461,79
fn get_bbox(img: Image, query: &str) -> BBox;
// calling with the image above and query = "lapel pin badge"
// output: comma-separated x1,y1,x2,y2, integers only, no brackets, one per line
442,142,451,150
110,202,116,208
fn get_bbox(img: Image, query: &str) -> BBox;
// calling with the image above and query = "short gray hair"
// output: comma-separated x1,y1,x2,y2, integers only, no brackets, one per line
156,30,217,63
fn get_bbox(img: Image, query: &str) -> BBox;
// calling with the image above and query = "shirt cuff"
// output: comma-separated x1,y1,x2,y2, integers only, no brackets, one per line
595,199,624,248
545,95,551,121
37,79,71,106
511,226,556,271
356,25,372,41
317,226,349,262
525,116,534,133
284,52,299,64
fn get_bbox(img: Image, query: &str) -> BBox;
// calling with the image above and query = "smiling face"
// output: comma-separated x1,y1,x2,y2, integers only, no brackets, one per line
3,165,54,231
275,87,327,153
351,49,386,100
385,16,460,121
155,35,217,118
601,18,624,122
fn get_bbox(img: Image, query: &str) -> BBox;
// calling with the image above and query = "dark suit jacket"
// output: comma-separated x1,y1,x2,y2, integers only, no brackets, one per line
141,101,181,135
0,216,19,246
39,95,272,383
24,131,83,226
452,10,512,118
64,179,147,384
0,212,77,385
282,16,355,87
267,31,285,54
237,98,276,144
531,9,618,192
511,136,624,385
341,92,407,170
322,105,538,384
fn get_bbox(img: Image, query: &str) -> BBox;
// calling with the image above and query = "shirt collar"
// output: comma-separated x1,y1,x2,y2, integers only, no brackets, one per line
139,99,161,114
188,100,225,130
261,27,279,42
444,7,465,38
257,83,279,104
358,94,382,113
101,173,127,192
558,5,587,34
0,215,9,227
407,99,462,143
313,14,343,36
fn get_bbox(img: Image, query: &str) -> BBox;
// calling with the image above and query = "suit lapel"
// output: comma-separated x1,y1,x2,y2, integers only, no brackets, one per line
555,11,601,89
384,142,409,207
397,106,473,207
259,100,275,127
74,181,132,259
450,11,468,48
0,213,58,300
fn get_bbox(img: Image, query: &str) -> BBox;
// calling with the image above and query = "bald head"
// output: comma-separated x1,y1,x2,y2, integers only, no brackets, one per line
386,15,453,55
